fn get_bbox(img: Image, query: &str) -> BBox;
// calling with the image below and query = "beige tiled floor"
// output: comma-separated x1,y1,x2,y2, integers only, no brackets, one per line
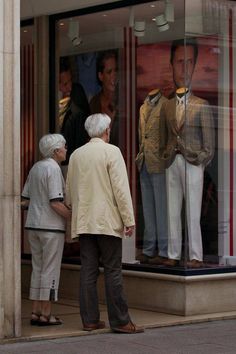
20,297,236,342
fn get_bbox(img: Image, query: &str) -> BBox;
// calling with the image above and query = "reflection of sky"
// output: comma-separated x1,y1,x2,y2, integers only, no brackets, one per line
137,38,218,104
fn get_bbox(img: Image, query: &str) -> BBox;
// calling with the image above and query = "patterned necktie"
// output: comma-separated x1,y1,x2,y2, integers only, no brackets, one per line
176,101,185,129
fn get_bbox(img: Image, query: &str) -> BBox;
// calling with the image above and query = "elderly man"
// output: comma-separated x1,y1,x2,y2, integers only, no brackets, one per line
66,113,144,334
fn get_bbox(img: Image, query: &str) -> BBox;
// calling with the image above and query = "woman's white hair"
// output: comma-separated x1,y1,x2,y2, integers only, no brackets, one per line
84,113,111,138
39,134,66,158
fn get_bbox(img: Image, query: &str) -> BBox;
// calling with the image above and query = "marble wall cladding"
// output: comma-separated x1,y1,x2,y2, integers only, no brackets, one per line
0,0,21,339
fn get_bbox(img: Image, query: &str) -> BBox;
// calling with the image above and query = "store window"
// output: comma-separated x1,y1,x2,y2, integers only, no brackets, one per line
50,0,236,273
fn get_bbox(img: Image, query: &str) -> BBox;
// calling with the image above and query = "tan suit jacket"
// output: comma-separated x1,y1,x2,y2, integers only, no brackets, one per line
136,95,167,173
159,94,215,168
66,138,135,239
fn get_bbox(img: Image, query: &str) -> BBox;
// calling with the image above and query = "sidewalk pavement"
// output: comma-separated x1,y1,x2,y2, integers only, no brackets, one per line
1,297,236,353
1,319,236,353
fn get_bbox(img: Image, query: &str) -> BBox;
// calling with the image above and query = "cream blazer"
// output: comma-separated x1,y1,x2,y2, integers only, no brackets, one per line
66,138,135,239
135,95,167,173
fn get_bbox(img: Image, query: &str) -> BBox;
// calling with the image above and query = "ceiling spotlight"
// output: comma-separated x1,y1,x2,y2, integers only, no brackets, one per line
134,21,146,37
68,20,82,47
155,14,169,32
165,0,174,22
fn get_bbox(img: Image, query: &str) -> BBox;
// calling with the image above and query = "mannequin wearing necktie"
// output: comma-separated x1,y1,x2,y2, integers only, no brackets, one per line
159,88,215,268
135,89,168,264
176,87,189,130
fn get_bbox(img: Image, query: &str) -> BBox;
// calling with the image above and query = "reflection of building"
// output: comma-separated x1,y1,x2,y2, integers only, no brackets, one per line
2,0,236,339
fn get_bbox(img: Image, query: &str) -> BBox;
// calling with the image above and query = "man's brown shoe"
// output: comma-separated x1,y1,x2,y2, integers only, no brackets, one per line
112,321,144,334
83,320,106,331
148,256,168,265
162,258,179,267
187,259,204,268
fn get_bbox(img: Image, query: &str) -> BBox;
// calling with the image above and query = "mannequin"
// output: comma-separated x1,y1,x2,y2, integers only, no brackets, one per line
148,88,162,104
135,89,168,265
159,89,215,268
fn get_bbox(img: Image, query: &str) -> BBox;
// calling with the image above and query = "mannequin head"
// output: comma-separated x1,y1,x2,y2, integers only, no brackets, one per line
176,87,189,98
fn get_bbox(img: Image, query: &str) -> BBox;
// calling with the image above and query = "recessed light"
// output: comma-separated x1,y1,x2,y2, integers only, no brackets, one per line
150,4,156,8
102,14,108,17
59,22,64,26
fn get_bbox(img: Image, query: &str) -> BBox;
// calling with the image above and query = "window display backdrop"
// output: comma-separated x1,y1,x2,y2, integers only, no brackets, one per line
136,37,219,266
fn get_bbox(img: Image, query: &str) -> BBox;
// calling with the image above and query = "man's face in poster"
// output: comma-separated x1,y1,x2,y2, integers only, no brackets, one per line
98,56,118,94
172,45,196,89
59,70,72,98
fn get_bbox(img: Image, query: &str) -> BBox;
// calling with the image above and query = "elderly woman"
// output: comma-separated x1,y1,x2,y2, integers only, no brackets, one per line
21,134,71,326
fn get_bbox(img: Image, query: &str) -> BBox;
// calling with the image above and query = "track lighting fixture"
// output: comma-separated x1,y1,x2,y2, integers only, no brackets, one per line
68,20,82,47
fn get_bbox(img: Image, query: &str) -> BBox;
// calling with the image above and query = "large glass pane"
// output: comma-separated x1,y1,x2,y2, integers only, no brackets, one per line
182,0,236,270
55,1,186,264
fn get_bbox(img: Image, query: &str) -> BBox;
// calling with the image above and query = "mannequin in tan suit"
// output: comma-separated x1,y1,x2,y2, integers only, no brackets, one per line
136,89,168,264
160,87,215,268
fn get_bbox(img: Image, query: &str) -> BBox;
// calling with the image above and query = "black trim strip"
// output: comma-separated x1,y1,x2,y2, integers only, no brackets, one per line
49,0,156,21
50,198,64,202
21,19,34,27
25,227,65,233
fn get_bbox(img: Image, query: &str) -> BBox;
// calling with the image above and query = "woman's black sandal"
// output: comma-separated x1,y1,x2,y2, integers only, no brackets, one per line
30,312,41,326
38,314,63,326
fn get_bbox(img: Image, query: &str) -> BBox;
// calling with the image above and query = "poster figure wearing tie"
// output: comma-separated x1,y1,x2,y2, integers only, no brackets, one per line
136,89,168,264
160,86,215,268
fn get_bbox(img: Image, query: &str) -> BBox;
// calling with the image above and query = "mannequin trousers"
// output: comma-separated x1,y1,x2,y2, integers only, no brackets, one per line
166,154,204,261
140,163,168,257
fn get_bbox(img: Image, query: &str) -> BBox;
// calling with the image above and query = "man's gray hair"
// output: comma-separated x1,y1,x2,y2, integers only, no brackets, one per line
85,113,111,138
39,133,66,158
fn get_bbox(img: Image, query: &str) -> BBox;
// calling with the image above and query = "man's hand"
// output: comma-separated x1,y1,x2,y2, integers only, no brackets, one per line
124,225,135,237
